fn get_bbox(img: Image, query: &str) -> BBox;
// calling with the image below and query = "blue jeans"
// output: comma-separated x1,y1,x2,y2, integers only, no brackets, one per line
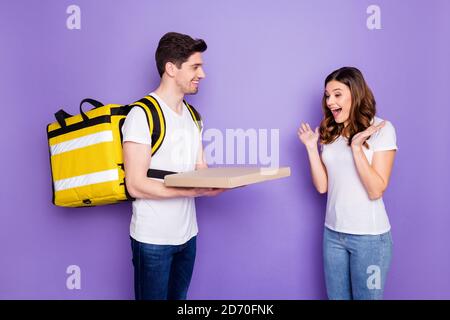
130,236,196,300
323,227,392,300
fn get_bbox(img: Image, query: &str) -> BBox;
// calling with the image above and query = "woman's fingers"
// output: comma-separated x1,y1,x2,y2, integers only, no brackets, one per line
367,126,377,134
359,122,384,140
365,125,378,135
368,121,385,132
301,123,308,132
377,121,386,129
370,122,385,134
306,123,312,132
299,122,317,136
352,122,386,148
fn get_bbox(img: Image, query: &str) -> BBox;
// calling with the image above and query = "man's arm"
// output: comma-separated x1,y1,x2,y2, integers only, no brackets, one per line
195,141,208,170
123,141,219,199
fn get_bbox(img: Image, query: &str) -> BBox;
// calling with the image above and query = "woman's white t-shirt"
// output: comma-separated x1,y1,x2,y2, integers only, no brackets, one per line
121,93,201,245
321,117,398,235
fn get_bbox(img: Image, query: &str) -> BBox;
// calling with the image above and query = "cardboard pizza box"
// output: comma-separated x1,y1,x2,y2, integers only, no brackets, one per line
164,167,291,188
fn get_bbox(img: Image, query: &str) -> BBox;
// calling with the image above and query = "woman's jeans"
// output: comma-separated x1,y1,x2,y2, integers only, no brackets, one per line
323,227,392,300
130,236,196,300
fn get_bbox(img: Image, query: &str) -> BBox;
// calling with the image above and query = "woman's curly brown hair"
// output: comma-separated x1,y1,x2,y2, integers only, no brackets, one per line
319,67,376,148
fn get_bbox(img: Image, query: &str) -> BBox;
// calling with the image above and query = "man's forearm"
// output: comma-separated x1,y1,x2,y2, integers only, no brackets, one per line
196,162,208,170
126,177,183,200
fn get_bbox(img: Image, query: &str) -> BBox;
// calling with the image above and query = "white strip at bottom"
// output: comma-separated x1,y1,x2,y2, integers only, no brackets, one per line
54,169,119,192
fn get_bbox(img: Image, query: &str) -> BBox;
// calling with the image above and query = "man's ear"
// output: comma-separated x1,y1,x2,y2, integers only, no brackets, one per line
165,61,177,78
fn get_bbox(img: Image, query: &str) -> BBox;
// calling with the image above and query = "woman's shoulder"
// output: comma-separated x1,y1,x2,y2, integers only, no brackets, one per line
368,116,397,149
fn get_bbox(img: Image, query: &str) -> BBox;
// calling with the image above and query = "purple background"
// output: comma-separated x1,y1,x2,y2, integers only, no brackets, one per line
1,0,449,299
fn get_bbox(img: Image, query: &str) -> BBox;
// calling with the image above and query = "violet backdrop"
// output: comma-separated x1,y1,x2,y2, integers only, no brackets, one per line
1,0,449,299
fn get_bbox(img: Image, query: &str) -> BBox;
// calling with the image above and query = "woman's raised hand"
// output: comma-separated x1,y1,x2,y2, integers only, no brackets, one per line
298,122,319,150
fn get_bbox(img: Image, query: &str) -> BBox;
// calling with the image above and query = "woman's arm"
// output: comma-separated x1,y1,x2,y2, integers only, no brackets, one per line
306,146,328,194
351,122,396,200
298,123,328,194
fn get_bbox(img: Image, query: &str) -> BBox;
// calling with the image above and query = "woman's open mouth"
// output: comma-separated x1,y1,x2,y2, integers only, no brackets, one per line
331,108,342,117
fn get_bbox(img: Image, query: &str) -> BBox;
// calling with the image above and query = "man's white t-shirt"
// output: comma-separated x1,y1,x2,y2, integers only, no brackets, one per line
321,117,398,235
121,93,201,245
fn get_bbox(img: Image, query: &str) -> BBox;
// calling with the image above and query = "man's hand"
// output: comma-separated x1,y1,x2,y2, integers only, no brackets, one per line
177,187,227,198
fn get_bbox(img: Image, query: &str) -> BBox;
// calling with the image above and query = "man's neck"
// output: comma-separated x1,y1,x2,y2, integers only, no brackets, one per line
153,82,185,115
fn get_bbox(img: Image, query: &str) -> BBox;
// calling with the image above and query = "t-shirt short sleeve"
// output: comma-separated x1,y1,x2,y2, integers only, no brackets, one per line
121,106,152,145
370,120,398,152
199,119,204,136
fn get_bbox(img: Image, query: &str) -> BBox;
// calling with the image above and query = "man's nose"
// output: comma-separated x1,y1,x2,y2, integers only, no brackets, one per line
198,67,206,79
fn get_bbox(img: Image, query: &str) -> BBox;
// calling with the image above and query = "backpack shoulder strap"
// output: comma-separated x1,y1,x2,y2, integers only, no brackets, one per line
131,95,166,156
184,100,203,132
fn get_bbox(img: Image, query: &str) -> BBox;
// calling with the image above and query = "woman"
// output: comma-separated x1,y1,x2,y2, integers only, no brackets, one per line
298,67,397,300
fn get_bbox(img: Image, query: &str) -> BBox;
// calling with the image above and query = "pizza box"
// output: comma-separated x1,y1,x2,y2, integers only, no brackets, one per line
164,167,291,188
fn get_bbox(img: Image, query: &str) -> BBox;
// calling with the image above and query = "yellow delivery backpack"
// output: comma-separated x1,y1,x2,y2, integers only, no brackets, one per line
47,95,202,207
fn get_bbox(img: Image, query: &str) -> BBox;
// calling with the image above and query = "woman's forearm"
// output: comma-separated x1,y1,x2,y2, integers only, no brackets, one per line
351,146,386,200
306,146,328,194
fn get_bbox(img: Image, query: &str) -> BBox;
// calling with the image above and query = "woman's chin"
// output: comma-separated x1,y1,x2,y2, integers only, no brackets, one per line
334,116,349,124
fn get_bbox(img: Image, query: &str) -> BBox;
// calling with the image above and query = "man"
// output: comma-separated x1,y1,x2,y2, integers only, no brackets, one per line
122,32,224,300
